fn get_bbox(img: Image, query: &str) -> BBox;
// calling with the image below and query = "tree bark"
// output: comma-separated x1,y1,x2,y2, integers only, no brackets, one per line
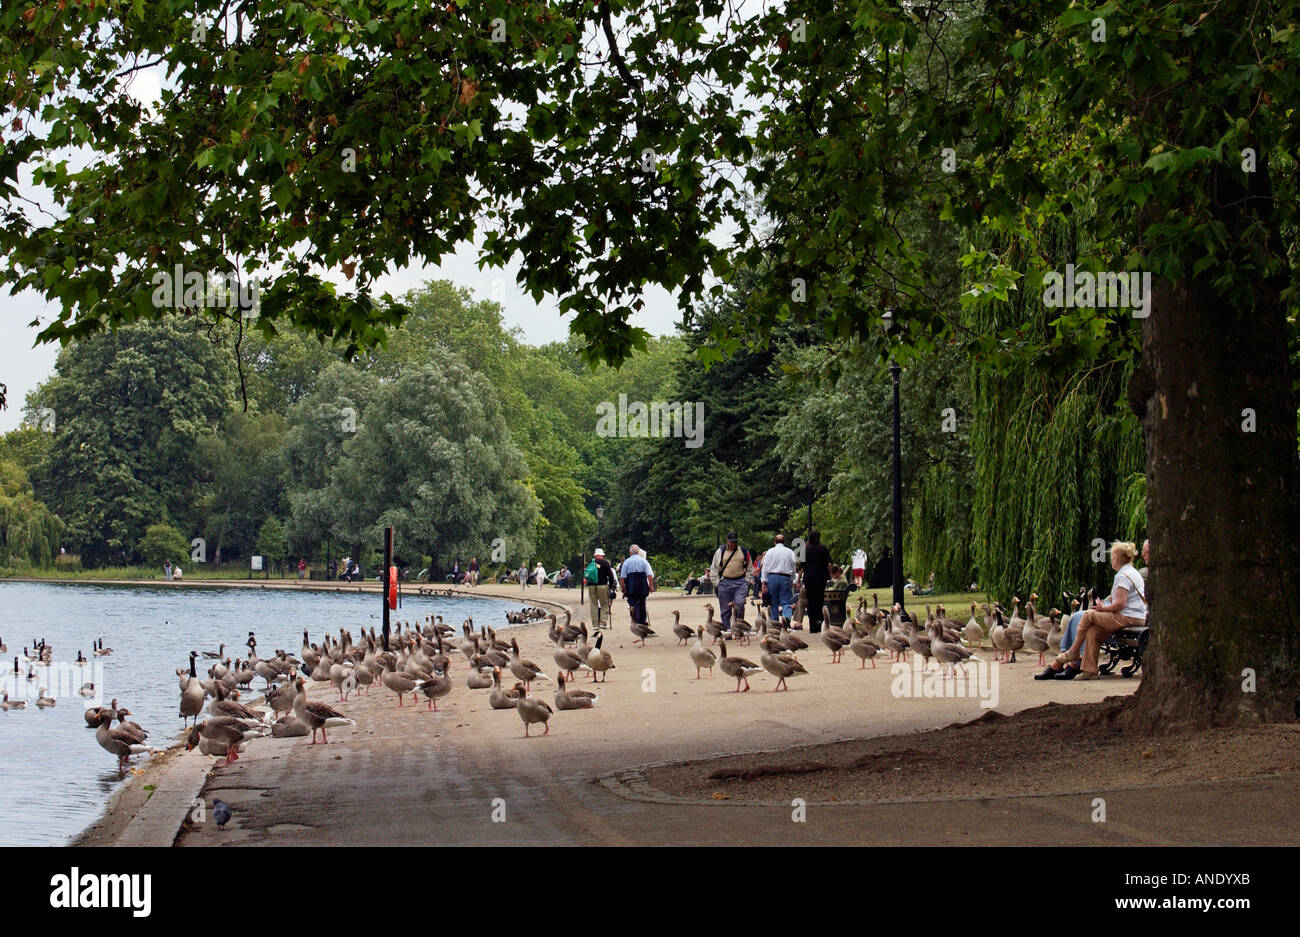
1126,158,1300,730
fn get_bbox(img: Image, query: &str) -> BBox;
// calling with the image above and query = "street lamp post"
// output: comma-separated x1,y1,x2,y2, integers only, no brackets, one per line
596,505,604,549
890,359,908,622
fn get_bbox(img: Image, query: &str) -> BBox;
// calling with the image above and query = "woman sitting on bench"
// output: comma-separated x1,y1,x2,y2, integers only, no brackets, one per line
1039,540,1147,680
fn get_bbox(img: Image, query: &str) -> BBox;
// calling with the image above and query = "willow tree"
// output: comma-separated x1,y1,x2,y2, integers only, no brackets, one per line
3,0,1296,725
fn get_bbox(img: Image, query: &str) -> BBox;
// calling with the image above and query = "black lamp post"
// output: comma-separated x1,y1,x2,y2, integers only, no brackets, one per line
890,359,908,621
596,505,604,548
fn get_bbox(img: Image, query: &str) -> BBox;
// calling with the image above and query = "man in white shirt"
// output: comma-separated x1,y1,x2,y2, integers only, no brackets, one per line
619,545,654,627
760,534,797,623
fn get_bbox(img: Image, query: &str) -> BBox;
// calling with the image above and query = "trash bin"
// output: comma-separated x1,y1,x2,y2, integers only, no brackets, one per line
823,587,849,629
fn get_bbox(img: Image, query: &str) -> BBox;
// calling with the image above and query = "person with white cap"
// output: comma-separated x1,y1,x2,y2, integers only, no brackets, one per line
586,548,617,630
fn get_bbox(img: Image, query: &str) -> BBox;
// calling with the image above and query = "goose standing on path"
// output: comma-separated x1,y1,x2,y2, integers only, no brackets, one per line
759,636,808,691
489,670,521,710
96,710,149,768
717,641,761,693
291,677,354,744
629,618,656,646
849,626,880,669
508,638,550,691
689,627,716,679
179,652,205,726
381,659,423,707
420,666,453,711
516,691,553,737
930,623,976,678
587,632,615,682
962,604,983,649
551,631,590,683
671,610,693,646
703,604,725,644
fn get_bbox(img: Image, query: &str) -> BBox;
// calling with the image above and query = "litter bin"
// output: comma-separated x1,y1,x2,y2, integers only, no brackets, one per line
823,587,849,629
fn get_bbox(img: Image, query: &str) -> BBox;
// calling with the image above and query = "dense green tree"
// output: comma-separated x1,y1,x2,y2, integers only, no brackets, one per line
282,362,375,557
137,522,190,568
193,411,288,563
0,457,62,567
327,354,538,573
255,516,287,565
25,319,233,566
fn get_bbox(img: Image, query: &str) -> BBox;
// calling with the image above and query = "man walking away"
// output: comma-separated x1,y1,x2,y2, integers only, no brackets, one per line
586,549,617,629
619,545,654,627
709,532,753,635
761,534,798,624
802,530,832,634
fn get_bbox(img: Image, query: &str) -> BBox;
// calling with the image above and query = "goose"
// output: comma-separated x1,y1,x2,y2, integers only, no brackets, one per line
84,705,105,727
185,719,265,763
551,631,591,683
1022,600,1050,666
97,710,150,767
201,643,226,661
264,678,297,721
1046,608,1065,651
271,715,311,738
725,602,754,645
300,631,319,672
515,691,553,737
573,623,593,666
689,627,716,679
849,626,880,669
79,681,96,698
929,623,976,678
0,637,5,653
671,610,693,645
419,666,452,711
291,677,354,744
179,652,205,726
962,603,983,648
74,650,87,666
93,638,112,657
2,691,27,710
587,632,615,682
759,636,808,691
717,641,761,693
489,670,521,709
546,614,564,645
208,686,266,723
559,610,582,645
554,683,597,710
508,638,550,690
380,659,423,707
1007,597,1025,638
113,706,149,743
822,623,852,663
989,606,1022,662
779,623,808,656
467,666,494,690
353,658,377,695
25,663,37,682
882,612,909,662
703,604,725,643
629,618,656,646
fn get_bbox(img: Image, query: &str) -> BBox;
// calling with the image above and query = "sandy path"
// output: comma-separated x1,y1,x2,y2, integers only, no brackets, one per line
151,587,1239,846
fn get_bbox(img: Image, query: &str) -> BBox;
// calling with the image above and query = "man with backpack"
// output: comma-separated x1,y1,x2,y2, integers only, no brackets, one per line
619,545,654,627
585,548,617,629
709,532,753,635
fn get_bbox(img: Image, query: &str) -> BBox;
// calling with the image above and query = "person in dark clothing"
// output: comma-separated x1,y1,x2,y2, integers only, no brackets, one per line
587,549,618,629
802,530,832,634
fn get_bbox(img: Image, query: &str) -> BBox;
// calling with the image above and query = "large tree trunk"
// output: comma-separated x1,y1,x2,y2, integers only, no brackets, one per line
1126,157,1300,730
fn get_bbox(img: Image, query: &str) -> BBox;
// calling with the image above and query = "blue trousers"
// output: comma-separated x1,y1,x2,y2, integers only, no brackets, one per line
1061,611,1084,650
716,578,749,631
766,573,794,622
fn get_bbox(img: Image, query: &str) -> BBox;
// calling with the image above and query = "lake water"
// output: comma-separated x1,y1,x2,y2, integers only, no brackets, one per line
0,581,522,847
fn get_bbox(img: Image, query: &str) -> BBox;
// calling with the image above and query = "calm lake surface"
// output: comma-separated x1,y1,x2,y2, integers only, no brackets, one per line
0,581,522,847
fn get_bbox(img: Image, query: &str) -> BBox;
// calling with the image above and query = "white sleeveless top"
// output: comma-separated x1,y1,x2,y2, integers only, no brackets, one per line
1112,564,1146,621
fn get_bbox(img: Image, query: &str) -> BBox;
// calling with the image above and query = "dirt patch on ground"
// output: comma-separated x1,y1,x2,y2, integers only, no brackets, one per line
643,699,1300,803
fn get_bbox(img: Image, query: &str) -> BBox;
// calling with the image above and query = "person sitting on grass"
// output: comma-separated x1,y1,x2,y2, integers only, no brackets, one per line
1037,540,1146,681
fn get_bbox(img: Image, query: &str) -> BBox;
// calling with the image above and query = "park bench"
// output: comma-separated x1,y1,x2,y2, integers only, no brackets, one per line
1098,625,1149,677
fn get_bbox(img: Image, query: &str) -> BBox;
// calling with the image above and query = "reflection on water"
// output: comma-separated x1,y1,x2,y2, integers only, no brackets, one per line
0,581,520,846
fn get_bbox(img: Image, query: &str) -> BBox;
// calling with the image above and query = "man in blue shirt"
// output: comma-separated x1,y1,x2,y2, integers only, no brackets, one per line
619,545,655,628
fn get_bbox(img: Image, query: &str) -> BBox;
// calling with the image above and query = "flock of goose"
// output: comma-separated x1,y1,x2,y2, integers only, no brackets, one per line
2,635,110,711
67,589,1069,771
